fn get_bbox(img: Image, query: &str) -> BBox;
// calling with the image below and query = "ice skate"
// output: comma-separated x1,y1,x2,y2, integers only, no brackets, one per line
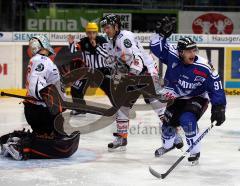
3,137,23,160
174,133,184,149
0,144,10,157
155,134,183,157
155,146,175,157
188,152,200,166
108,133,127,152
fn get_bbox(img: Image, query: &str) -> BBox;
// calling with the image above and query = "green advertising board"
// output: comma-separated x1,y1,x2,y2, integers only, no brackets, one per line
26,8,178,32
26,8,102,32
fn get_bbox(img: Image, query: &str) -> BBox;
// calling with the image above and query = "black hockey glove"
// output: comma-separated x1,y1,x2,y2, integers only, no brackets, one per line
156,16,176,38
211,105,226,126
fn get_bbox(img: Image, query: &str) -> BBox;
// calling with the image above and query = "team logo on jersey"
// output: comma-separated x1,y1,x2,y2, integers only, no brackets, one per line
178,79,202,89
123,39,132,48
35,63,44,72
194,76,206,83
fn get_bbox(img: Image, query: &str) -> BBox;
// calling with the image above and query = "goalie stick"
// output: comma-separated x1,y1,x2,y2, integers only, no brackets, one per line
0,91,117,116
149,123,215,179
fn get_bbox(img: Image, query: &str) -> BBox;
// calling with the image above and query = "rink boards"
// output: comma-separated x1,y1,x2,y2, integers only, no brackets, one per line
0,33,240,95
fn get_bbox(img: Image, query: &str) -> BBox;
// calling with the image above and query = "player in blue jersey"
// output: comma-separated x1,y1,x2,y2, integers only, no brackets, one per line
150,17,226,165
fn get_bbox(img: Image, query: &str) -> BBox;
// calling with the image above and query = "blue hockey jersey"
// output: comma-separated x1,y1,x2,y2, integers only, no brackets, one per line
150,34,226,106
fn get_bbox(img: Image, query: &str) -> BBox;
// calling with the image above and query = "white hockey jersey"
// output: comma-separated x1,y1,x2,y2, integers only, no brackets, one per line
25,54,60,106
107,30,158,76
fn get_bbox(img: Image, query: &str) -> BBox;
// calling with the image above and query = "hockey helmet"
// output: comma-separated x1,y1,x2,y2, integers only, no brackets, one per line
177,37,197,52
85,22,99,32
100,14,121,29
29,35,54,56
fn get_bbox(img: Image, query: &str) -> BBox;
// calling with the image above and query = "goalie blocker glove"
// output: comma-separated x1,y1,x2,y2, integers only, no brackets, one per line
211,105,226,126
155,16,176,38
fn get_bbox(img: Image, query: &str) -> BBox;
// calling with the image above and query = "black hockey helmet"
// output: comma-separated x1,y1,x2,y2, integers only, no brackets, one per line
100,14,121,29
177,37,197,52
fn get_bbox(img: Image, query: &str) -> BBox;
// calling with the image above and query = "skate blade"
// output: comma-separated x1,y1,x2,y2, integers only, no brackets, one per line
190,160,199,166
4,145,22,160
1,144,10,157
108,146,127,152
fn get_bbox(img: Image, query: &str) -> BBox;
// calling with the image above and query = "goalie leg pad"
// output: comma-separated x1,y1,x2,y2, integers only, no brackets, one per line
27,131,80,159
1,131,80,160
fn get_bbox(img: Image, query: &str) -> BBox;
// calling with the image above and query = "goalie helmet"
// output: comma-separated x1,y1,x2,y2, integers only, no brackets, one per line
177,37,197,52
100,14,121,29
29,35,54,56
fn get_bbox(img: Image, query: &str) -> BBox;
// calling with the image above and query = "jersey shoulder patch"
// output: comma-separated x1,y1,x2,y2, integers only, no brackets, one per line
194,56,212,72
35,63,44,72
123,38,132,48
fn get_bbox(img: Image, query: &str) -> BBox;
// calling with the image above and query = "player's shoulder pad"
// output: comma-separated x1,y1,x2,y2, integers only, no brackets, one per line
194,55,219,78
31,54,52,73
31,54,52,63
194,56,212,71
118,30,135,48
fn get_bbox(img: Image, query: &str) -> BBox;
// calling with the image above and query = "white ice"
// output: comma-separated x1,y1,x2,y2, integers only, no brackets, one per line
0,96,239,186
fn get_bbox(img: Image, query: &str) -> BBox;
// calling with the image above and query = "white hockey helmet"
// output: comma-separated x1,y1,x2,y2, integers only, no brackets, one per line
29,35,54,56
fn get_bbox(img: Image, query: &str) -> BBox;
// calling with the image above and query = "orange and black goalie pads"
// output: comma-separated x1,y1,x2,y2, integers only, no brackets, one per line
0,130,80,160
25,131,80,159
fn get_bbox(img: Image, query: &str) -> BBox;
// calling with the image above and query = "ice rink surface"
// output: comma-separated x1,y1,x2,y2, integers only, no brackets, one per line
0,96,239,186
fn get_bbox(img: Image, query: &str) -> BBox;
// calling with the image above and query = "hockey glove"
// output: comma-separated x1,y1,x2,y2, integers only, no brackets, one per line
211,105,226,126
156,16,176,38
40,84,64,115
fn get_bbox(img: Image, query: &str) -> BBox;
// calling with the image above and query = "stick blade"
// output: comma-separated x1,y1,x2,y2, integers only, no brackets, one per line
149,166,164,179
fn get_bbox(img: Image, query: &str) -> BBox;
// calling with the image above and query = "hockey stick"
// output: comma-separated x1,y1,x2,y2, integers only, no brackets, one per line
0,91,117,116
149,122,215,179
1,92,41,101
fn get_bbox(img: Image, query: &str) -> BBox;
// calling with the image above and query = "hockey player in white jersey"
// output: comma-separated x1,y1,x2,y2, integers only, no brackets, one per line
0,35,80,160
100,14,183,151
